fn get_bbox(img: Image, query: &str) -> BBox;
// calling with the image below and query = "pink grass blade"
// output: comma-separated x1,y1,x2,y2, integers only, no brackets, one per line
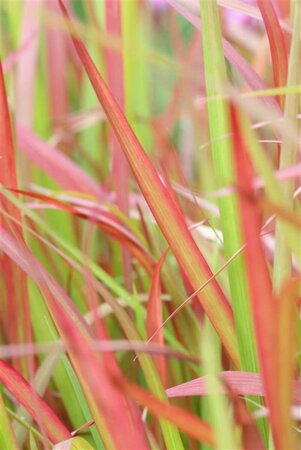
104,0,128,207
15,0,40,128
58,0,239,367
166,371,301,402
46,0,69,123
256,0,288,100
17,124,104,199
0,340,198,364
146,249,168,386
0,228,149,449
230,104,294,449
105,0,131,289
3,30,38,73
0,360,70,444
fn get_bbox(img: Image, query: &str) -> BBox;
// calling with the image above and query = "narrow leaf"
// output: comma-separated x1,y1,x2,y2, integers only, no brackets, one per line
118,377,215,446
105,0,131,288
273,3,300,289
199,0,257,373
17,125,104,199
58,0,239,367
0,360,70,444
0,228,149,450
0,61,31,370
230,104,292,449
0,391,20,450
276,278,299,447
166,371,301,401
146,249,168,385
53,436,95,450
168,0,280,113
256,0,288,95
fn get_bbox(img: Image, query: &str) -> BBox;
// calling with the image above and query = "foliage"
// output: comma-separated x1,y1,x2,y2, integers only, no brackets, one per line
0,0,300,449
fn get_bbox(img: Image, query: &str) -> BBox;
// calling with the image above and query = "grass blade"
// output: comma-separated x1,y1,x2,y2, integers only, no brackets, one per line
256,0,288,95
46,0,69,122
0,228,149,449
105,0,131,289
199,0,257,373
0,360,70,444
230,104,293,449
167,370,301,401
53,437,95,450
273,2,300,289
276,278,299,447
0,391,20,450
118,377,215,446
169,0,280,112
146,249,168,386
58,0,239,368
0,61,31,371
17,125,104,199
201,319,239,449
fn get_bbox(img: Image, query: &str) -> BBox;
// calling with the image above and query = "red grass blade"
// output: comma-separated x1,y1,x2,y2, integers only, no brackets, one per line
118,376,215,446
256,0,288,99
228,386,266,450
11,187,154,276
0,228,149,449
274,0,290,19
58,0,239,367
0,65,18,192
0,62,31,371
230,104,293,449
0,360,70,444
146,249,168,385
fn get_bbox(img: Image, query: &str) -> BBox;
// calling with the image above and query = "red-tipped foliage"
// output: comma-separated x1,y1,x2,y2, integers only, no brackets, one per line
58,0,239,367
0,360,70,443
0,62,31,370
230,104,294,449
256,0,288,97
146,249,168,385
0,228,149,449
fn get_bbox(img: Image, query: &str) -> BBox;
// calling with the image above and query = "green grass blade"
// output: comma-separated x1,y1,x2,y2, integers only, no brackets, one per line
199,0,258,372
0,392,20,450
122,0,152,150
201,319,239,450
273,3,300,290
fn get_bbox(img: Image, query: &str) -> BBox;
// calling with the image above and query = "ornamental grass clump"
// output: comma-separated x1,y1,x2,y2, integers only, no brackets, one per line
0,0,300,449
